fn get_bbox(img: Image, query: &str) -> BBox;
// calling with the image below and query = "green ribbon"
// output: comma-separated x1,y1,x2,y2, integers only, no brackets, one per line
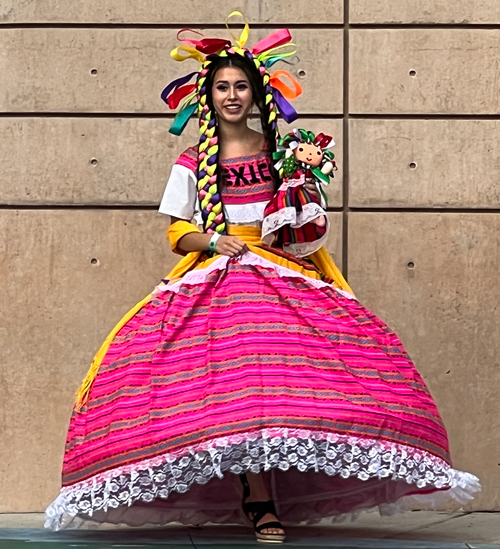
312,167,330,185
169,102,198,136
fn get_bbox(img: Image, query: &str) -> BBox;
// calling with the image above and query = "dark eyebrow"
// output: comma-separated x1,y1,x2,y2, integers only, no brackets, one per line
215,79,249,85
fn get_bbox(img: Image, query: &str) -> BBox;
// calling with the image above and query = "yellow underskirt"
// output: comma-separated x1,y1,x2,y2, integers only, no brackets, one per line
75,223,353,411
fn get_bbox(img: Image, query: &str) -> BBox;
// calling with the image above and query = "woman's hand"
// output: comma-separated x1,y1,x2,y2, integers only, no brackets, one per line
304,179,321,201
215,235,249,257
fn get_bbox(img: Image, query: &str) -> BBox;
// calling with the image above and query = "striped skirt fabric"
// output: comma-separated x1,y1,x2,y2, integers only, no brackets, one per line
45,239,479,529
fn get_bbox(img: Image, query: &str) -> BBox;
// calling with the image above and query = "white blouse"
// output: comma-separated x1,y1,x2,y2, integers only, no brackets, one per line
158,164,268,228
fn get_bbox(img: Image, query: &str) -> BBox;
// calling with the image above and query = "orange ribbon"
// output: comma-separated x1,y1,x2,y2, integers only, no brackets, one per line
269,70,303,100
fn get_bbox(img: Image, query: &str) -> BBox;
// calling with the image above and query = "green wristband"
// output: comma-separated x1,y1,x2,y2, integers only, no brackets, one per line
209,232,221,253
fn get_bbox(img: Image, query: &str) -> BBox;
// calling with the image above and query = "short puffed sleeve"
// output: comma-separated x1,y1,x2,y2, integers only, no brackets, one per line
158,147,201,226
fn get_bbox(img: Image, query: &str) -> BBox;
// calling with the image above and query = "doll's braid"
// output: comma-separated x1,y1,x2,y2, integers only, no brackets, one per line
197,58,225,235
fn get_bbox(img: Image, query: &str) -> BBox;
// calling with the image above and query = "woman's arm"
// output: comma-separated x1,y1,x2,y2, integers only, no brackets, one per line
170,217,249,257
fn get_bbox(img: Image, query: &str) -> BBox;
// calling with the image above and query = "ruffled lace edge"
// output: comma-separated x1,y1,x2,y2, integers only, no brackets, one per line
45,428,480,531
261,204,327,236
283,222,329,258
152,251,355,300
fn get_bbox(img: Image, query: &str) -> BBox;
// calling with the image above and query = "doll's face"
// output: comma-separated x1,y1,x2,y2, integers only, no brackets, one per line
294,143,323,167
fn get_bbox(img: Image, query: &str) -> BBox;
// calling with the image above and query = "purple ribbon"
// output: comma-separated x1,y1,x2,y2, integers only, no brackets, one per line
161,71,198,104
272,87,299,123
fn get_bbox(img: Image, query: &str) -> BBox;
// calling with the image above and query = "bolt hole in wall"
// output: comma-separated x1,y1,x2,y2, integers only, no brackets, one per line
409,162,417,169
407,262,415,269
90,258,100,266
90,68,98,75
409,69,417,77
297,69,307,78
90,158,98,166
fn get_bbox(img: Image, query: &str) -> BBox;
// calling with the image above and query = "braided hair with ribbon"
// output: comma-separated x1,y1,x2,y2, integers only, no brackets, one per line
161,12,303,235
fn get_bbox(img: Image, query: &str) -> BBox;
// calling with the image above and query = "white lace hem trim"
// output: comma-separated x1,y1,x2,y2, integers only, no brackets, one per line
45,428,480,531
152,251,355,300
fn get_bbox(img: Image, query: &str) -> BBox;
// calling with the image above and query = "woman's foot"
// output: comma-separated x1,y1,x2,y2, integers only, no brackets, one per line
240,473,286,543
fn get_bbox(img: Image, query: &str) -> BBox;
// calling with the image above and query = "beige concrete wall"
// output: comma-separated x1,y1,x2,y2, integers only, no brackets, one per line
0,0,498,514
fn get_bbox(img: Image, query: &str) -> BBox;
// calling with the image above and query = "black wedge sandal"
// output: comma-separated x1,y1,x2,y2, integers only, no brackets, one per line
240,474,286,544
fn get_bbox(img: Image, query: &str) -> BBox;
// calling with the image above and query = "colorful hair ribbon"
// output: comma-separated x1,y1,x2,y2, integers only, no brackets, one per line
169,102,198,136
160,71,198,105
270,71,302,100
251,29,293,56
171,45,204,63
269,71,302,123
161,13,303,133
272,88,299,123
225,10,249,48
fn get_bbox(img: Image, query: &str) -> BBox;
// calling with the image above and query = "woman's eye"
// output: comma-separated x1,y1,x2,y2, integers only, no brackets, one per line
216,85,228,91
299,147,304,152
237,84,248,90
317,151,322,155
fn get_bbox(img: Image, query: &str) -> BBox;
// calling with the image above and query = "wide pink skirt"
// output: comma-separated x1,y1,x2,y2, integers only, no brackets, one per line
45,245,479,529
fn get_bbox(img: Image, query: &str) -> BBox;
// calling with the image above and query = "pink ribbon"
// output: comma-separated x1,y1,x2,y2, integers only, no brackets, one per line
251,29,292,56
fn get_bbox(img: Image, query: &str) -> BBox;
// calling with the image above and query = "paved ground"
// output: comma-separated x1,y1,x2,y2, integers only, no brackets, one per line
0,511,498,548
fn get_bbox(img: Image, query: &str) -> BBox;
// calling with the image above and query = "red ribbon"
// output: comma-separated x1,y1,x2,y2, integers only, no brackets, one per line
313,133,334,149
177,28,231,55
167,83,197,110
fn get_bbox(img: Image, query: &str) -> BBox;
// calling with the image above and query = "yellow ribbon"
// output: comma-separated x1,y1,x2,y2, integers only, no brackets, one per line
257,43,297,63
171,45,204,63
226,10,249,48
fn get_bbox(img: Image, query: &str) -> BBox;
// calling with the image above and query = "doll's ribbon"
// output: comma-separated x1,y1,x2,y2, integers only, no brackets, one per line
226,10,250,48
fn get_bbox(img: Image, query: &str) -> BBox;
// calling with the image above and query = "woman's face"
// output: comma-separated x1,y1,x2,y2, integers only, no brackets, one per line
211,65,253,124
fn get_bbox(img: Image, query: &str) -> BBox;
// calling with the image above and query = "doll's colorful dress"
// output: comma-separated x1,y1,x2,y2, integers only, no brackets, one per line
261,169,328,257
45,146,479,530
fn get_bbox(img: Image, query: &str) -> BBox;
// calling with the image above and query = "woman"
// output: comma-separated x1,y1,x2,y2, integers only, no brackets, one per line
45,21,479,545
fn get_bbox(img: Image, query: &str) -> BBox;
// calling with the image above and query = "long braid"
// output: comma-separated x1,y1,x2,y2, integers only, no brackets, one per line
253,54,281,188
197,58,225,235
196,48,282,234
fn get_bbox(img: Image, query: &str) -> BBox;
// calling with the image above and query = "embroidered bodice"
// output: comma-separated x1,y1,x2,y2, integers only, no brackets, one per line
220,151,275,206
160,145,276,228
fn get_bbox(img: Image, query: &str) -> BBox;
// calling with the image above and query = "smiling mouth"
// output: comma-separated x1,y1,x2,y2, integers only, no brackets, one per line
225,105,242,111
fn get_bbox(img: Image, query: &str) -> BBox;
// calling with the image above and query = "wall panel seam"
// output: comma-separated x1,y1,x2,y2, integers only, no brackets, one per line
0,23,345,29
2,23,500,30
342,0,350,278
